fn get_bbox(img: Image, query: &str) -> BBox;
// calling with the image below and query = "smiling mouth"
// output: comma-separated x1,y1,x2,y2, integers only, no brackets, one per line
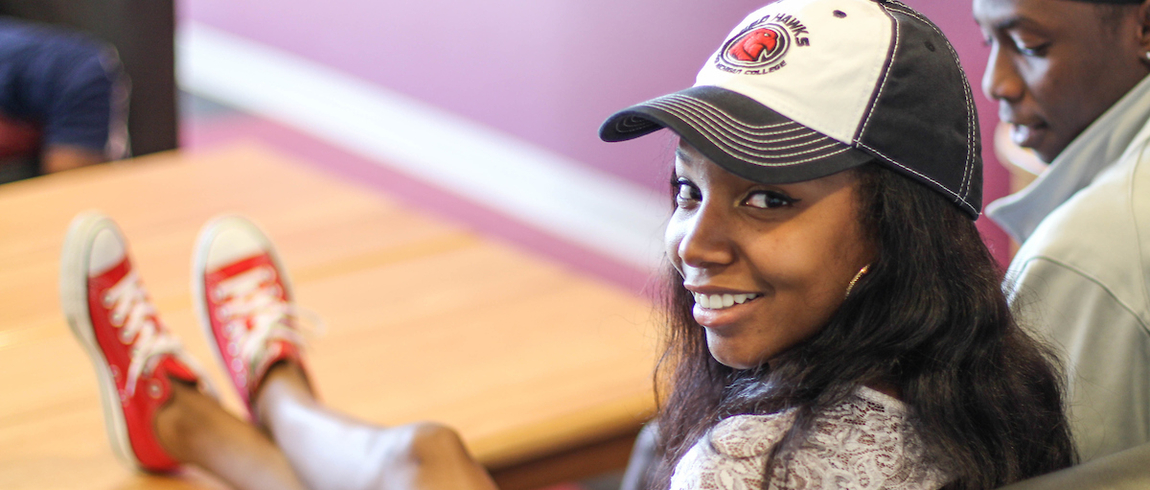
692,292,760,310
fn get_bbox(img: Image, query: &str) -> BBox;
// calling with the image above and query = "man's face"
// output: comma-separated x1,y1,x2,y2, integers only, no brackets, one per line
974,0,1149,163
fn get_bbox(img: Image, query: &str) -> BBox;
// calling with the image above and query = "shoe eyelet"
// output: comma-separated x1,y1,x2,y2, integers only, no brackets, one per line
231,358,244,373
111,311,125,327
102,292,115,308
147,380,163,399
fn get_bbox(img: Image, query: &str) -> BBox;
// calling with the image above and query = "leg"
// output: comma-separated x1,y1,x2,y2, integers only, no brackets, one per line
253,362,497,490
155,381,307,490
195,216,498,490
59,211,306,488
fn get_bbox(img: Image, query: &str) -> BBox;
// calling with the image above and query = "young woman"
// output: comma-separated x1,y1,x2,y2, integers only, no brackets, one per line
620,143,1074,490
60,0,1074,489
596,0,1076,487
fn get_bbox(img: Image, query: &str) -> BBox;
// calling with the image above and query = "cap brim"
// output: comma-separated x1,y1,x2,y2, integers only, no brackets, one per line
599,86,873,184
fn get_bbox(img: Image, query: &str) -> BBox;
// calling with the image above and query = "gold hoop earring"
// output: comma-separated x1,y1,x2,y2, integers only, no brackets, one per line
845,264,870,298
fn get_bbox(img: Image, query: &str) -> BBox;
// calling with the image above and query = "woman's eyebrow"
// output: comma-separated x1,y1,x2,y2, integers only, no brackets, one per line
674,147,695,166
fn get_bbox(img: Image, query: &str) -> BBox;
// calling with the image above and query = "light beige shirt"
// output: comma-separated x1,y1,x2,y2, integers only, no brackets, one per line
988,75,1150,461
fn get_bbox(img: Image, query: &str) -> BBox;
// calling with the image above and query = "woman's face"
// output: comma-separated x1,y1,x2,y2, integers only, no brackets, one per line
666,141,876,369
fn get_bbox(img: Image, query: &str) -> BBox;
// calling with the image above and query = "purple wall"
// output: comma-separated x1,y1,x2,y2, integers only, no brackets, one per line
182,0,1012,264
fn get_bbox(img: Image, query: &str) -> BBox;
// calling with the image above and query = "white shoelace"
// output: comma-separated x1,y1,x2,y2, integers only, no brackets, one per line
104,270,184,397
212,265,307,376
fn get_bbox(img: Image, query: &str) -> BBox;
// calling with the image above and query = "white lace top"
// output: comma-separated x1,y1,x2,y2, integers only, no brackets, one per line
669,387,950,490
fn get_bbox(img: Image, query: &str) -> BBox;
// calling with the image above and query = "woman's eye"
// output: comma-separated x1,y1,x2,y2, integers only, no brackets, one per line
744,190,795,209
674,180,700,204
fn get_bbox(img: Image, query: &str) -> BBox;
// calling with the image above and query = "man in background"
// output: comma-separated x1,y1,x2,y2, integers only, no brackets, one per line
975,0,1150,461
0,16,127,183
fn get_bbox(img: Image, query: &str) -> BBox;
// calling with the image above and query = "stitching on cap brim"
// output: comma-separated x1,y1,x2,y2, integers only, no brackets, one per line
611,93,853,167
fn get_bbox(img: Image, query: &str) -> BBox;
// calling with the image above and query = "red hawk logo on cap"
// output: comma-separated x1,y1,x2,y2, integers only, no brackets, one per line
728,28,779,62
717,22,791,73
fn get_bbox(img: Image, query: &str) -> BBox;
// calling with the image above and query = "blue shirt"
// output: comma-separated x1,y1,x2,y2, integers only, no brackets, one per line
0,17,121,152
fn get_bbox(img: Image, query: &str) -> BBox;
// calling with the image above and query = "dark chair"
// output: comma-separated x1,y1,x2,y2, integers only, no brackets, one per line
1001,442,1150,489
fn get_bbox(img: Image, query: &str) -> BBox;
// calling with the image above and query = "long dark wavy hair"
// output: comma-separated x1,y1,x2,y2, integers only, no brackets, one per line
649,163,1076,489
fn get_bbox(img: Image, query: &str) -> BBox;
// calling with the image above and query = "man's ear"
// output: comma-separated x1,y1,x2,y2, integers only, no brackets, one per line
1138,0,1150,54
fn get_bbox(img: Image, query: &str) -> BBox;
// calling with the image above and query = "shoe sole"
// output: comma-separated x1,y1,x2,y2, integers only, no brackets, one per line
58,211,141,471
191,215,293,418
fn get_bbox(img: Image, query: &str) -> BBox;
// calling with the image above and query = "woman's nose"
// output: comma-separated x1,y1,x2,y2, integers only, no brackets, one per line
671,203,735,270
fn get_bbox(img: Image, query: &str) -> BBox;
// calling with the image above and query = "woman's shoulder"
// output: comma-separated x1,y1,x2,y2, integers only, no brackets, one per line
783,387,948,488
669,387,950,490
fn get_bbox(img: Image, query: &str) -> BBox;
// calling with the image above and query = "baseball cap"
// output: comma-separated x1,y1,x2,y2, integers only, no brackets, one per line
599,0,982,218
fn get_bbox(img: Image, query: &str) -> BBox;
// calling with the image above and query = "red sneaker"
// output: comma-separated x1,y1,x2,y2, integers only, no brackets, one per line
59,212,209,473
193,215,308,421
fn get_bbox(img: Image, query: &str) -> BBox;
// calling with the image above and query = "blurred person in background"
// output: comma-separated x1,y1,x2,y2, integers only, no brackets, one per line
0,16,127,184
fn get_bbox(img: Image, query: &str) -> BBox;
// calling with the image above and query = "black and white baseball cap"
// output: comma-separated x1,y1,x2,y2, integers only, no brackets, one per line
600,0,982,218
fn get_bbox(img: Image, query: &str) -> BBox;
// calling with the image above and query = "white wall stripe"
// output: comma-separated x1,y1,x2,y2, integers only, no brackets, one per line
176,22,667,270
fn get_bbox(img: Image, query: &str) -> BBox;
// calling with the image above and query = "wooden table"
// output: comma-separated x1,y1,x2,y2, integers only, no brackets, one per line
0,144,658,490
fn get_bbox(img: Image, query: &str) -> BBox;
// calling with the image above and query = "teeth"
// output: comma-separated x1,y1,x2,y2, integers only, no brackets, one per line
693,292,758,310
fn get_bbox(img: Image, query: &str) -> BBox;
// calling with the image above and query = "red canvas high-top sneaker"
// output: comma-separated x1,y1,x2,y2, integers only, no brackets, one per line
193,215,310,422
60,212,211,473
